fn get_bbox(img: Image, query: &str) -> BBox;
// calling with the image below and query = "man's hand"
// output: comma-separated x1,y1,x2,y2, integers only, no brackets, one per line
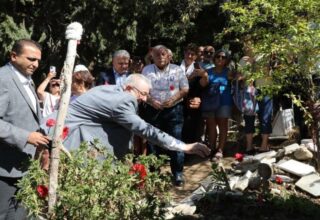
184,142,211,158
162,97,176,108
188,97,201,109
35,145,50,171
27,132,50,147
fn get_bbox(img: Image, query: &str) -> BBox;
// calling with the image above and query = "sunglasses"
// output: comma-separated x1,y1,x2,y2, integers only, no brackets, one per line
215,55,227,60
50,83,60,87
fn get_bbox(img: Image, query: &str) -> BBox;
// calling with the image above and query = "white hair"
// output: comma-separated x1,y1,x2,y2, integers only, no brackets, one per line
112,50,130,59
124,74,152,89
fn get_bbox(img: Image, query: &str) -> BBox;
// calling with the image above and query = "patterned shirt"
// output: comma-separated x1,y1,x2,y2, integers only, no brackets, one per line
142,63,189,104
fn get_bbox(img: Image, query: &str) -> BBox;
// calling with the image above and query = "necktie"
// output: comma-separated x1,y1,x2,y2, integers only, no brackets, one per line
26,80,38,112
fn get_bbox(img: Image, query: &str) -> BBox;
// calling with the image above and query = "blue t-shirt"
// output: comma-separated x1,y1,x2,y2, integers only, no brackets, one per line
207,67,232,106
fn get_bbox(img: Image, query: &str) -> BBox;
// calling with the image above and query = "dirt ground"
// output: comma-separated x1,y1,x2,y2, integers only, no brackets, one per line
168,141,242,201
166,137,320,219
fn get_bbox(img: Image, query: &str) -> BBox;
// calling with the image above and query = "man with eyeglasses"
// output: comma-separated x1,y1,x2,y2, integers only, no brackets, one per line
0,39,50,219
200,45,215,70
41,74,210,162
96,50,131,87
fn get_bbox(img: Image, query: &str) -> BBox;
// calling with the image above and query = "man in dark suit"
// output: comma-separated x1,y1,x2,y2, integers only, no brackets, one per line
0,39,50,219
96,49,131,86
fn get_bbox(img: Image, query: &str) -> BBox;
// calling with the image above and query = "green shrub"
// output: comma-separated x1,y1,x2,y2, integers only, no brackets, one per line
17,141,171,219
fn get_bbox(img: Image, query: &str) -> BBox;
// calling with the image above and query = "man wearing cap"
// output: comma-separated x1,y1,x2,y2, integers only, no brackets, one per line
0,39,50,219
96,50,131,87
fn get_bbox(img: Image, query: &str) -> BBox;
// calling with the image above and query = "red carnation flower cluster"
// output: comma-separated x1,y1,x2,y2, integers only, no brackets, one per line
61,126,69,140
36,185,48,198
46,119,69,140
46,118,56,127
129,163,147,189
234,153,244,162
275,176,283,184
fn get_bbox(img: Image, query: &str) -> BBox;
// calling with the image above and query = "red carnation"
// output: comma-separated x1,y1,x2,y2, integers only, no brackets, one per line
129,163,147,188
275,176,283,184
234,153,244,162
46,119,56,127
169,85,175,91
61,126,69,140
36,185,48,198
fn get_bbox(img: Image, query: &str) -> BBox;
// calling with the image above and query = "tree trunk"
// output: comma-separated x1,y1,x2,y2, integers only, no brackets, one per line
48,39,78,215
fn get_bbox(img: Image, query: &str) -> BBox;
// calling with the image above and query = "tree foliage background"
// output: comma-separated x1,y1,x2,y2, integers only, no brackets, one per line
0,0,224,83
219,0,320,164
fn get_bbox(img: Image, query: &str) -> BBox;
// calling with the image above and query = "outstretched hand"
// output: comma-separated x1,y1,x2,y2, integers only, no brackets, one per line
184,142,211,158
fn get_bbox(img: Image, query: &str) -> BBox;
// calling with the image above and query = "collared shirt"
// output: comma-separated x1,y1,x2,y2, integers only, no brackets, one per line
142,63,189,104
8,63,37,111
113,69,128,87
180,60,195,77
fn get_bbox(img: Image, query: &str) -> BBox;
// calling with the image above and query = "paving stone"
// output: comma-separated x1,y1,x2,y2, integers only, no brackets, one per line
276,159,316,177
180,186,206,203
283,143,301,155
253,150,277,161
295,173,320,197
170,203,197,216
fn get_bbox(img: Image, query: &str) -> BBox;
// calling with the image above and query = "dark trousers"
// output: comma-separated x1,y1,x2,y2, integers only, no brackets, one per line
0,177,27,220
182,109,204,143
142,103,184,177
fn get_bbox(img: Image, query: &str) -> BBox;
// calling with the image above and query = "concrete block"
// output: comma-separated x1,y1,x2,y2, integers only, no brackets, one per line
253,150,276,161
277,159,316,177
283,143,301,155
295,173,320,197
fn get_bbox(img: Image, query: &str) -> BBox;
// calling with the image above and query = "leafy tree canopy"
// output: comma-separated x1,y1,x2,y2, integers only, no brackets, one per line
0,0,219,79
219,0,320,104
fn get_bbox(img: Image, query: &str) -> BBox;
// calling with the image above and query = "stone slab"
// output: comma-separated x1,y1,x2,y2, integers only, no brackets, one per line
277,159,316,177
253,150,277,161
295,173,320,197
283,143,301,155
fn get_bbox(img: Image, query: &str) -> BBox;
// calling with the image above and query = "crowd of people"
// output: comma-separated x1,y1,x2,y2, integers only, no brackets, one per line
1,38,281,219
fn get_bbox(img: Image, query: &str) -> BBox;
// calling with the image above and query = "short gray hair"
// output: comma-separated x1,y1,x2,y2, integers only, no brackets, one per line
124,74,152,89
112,49,130,59
152,45,168,56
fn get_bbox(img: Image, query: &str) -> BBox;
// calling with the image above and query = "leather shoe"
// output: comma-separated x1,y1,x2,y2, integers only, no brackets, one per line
175,173,184,186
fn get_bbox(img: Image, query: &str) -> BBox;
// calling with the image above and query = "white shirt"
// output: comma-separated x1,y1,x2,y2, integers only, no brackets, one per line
9,63,37,111
180,60,195,77
142,63,189,104
114,69,128,87
42,92,60,117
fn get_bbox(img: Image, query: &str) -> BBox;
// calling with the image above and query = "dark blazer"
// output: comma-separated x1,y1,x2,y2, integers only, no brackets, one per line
0,64,42,178
96,68,131,86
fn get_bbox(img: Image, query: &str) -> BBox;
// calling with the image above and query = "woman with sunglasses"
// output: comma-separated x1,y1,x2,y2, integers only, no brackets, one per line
37,68,61,117
200,49,233,160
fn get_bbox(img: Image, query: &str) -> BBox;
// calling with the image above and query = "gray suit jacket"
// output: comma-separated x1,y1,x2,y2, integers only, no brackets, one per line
0,64,42,178
45,85,180,159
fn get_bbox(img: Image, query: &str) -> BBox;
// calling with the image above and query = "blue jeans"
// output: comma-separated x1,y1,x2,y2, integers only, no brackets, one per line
143,103,184,177
244,96,273,134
